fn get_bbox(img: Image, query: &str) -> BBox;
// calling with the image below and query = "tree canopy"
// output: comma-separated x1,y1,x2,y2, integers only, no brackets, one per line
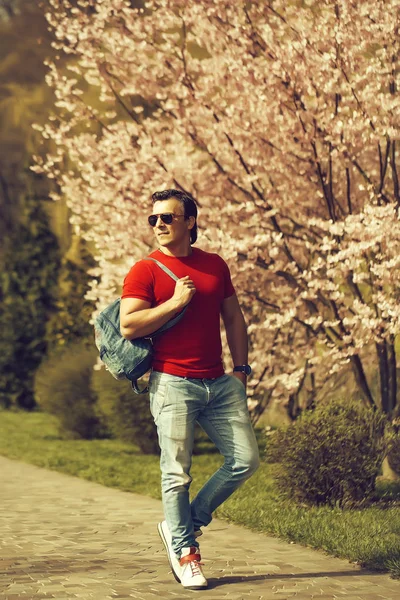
34,0,400,418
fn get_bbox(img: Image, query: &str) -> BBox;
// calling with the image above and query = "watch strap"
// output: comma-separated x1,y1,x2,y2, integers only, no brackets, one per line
233,365,252,375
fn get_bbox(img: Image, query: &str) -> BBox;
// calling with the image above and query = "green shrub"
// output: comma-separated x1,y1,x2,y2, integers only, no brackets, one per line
34,341,107,439
0,191,59,410
268,399,387,507
92,368,159,454
45,242,97,352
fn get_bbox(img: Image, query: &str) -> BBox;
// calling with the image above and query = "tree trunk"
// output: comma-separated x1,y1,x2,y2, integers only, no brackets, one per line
387,337,397,416
350,354,375,408
376,341,390,413
376,337,397,418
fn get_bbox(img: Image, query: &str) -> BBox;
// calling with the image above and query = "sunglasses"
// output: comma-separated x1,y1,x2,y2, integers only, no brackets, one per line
148,213,186,227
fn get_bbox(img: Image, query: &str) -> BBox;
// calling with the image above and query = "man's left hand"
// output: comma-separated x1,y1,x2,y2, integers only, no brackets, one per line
232,371,247,390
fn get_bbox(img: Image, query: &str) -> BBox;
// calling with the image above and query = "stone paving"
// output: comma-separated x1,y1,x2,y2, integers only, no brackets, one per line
0,456,398,600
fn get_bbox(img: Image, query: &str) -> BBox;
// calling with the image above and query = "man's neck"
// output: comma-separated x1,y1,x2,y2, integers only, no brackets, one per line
159,244,193,258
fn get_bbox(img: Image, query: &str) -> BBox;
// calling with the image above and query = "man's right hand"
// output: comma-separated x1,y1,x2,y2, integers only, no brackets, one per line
171,276,196,308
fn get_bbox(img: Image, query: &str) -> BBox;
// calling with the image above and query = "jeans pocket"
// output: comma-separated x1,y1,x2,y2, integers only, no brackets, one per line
229,374,247,393
149,375,169,423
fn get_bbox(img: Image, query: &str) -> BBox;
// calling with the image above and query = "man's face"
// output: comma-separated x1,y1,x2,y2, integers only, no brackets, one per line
151,198,193,248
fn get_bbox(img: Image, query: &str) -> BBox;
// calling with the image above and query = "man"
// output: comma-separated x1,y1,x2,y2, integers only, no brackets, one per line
120,189,259,590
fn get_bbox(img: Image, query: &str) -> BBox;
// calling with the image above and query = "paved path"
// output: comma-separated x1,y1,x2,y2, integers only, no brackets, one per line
0,456,398,600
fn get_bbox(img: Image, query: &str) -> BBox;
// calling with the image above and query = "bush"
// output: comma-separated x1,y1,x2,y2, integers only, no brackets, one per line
45,241,97,352
268,399,388,507
92,368,160,454
0,191,59,410
34,341,107,439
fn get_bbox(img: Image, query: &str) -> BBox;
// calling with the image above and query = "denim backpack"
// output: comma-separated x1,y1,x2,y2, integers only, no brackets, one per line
94,258,186,394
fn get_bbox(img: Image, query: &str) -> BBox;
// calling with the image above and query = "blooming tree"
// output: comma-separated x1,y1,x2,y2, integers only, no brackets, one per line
33,0,400,420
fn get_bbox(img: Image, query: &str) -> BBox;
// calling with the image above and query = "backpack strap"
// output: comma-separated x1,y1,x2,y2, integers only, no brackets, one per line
144,257,181,282
142,257,188,339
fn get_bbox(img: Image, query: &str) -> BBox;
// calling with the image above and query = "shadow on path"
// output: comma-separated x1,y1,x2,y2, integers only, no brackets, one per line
206,569,381,589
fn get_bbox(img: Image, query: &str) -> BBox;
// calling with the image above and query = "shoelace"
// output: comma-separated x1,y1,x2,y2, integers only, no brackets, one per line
189,560,203,577
180,549,203,576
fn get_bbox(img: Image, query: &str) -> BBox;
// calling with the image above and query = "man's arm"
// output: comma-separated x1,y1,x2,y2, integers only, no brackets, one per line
120,276,196,340
221,294,248,386
120,297,180,340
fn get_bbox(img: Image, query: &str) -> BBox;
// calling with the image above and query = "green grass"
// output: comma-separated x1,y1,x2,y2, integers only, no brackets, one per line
1,410,400,579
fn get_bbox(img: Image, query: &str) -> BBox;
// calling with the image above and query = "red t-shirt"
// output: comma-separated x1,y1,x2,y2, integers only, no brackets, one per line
122,247,235,378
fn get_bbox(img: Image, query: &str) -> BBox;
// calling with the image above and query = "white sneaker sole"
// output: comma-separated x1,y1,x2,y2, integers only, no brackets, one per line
182,583,208,590
157,522,181,583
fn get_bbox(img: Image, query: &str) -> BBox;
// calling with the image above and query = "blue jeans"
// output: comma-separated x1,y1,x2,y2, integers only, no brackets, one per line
149,371,260,557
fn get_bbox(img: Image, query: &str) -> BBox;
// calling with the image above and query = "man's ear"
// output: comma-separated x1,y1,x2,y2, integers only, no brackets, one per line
187,216,196,231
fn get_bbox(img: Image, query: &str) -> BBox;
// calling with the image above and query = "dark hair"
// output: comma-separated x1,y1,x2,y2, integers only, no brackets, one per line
151,189,198,244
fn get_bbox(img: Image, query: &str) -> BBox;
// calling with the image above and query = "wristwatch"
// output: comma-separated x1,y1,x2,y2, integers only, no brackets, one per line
233,365,252,376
